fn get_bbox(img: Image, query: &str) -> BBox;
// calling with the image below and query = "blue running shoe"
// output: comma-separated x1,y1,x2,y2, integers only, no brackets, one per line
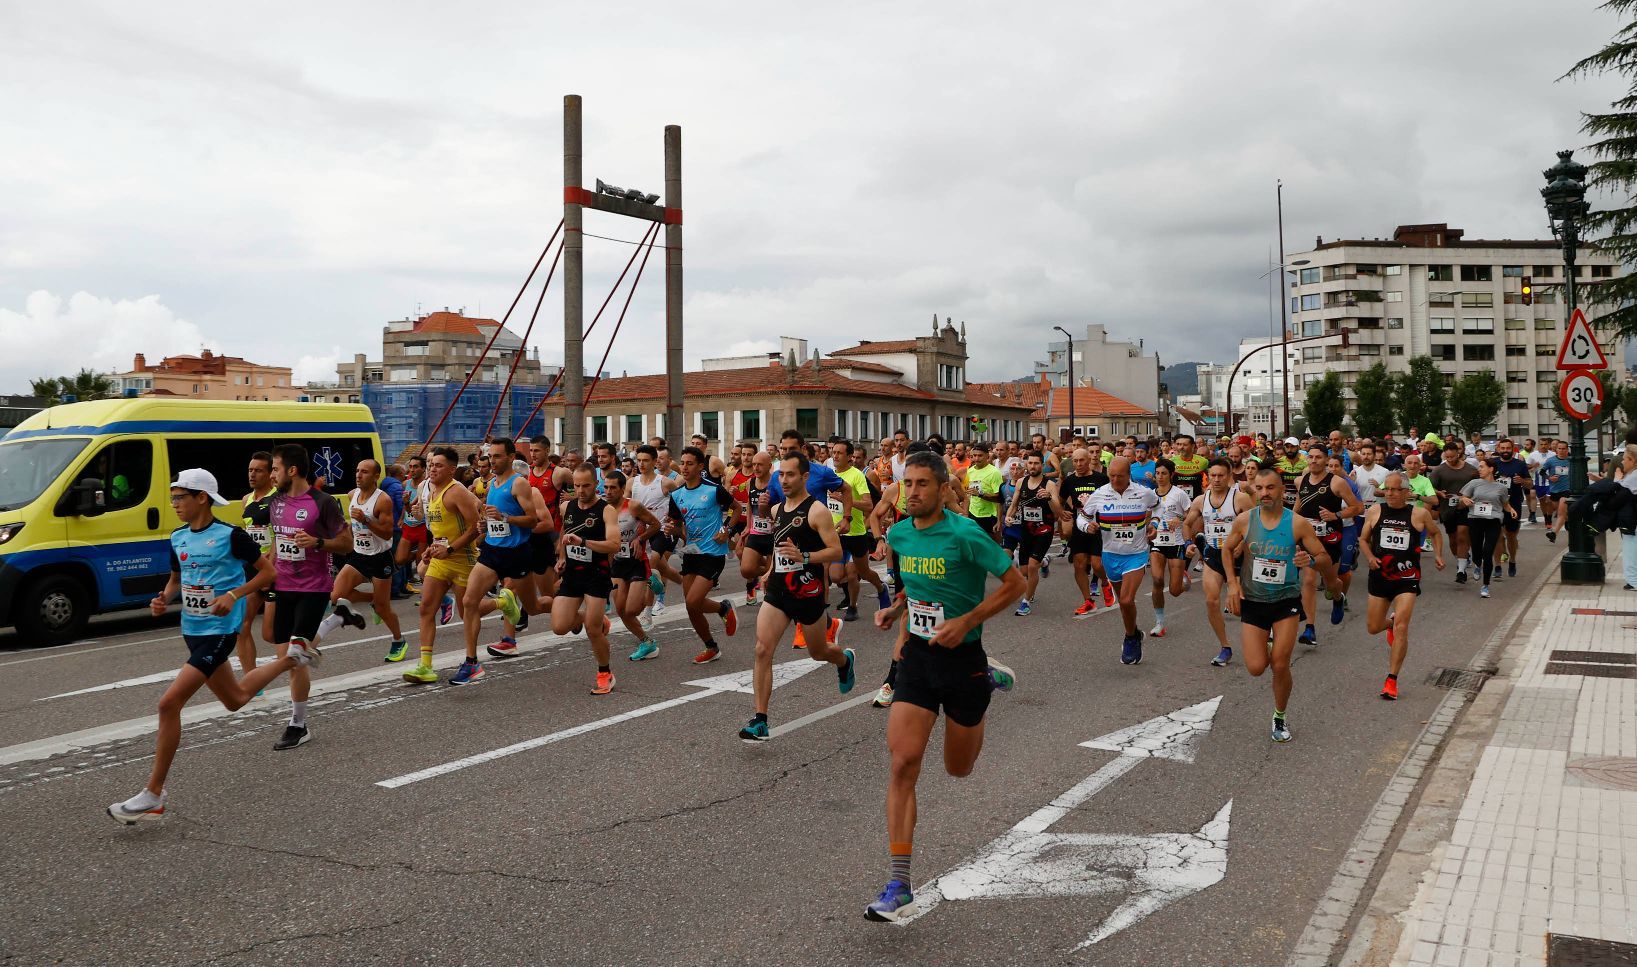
449,659,485,685
1121,630,1144,665
864,879,915,922
1271,715,1292,743
1014,599,1032,616
438,594,455,626
839,648,857,694
738,718,770,743
1330,597,1345,625
987,659,1015,692
1211,647,1232,667
1298,625,1317,647
877,586,892,611
629,640,659,662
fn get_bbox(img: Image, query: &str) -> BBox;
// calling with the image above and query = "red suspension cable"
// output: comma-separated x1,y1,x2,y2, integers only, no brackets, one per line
483,236,565,440
583,225,661,409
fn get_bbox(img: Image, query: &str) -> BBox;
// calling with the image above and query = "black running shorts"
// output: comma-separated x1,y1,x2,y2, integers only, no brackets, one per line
271,589,329,644
1368,572,1421,598
184,633,237,676
681,553,726,582
893,635,992,728
1239,596,1302,631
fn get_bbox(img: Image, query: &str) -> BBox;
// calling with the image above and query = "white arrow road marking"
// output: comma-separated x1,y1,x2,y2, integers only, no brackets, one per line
895,697,1231,950
374,659,827,788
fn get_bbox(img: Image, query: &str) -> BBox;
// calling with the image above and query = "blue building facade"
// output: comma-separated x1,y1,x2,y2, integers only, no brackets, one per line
365,383,557,459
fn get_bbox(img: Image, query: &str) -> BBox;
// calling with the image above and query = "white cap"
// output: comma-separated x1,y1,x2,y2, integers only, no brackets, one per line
170,468,230,506
1283,436,1300,446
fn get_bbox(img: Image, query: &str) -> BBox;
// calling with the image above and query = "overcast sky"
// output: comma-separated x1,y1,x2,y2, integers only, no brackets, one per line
0,1,1628,393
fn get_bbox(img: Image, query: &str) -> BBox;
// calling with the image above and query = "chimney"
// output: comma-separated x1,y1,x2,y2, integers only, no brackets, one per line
201,348,213,360
785,349,798,386
133,353,147,371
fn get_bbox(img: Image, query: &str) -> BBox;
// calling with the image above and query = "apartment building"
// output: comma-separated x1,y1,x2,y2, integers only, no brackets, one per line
1034,323,1164,413
1287,223,1623,439
108,350,299,402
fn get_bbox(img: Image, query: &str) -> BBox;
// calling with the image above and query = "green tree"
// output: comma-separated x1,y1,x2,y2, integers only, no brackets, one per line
1447,369,1507,438
29,369,113,405
1395,355,1447,437
1302,371,1346,436
1565,1,1637,339
1351,362,1398,438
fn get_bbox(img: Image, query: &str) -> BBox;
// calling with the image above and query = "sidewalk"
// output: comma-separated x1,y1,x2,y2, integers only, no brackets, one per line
1335,543,1637,967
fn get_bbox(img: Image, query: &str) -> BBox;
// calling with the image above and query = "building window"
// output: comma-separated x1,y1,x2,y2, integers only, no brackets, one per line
404,343,430,356
1428,265,1454,282
796,408,820,439
1535,318,1556,330
1533,265,1557,277
1386,317,1404,329
1300,294,1322,311
1459,265,1494,282
1384,265,1402,276
1461,292,1494,308
1428,292,1456,308
591,415,608,441
1358,344,1381,356
1504,318,1526,330
1537,371,1559,384
701,411,720,441
1301,319,1322,337
1507,397,1528,410
1502,265,1525,278
1506,371,1528,383
1506,346,1527,357
1463,318,1494,335
1462,345,1496,361
1592,264,1614,278
1539,423,1562,436
1536,346,1555,357
624,415,642,442
1383,291,1403,303
1430,344,1456,361
1430,317,1455,334
741,409,761,440
1299,267,1320,285
1302,347,1324,362
1388,346,1405,356
1508,424,1530,436
1536,289,1558,304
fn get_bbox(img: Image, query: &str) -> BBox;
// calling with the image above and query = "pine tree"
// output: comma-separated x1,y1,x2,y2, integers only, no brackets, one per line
1447,370,1508,438
1302,371,1346,436
1395,355,1447,437
1351,363,1398,438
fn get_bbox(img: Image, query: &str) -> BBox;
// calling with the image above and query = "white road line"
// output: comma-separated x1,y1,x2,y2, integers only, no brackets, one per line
768,691,876,739
0,636,178,668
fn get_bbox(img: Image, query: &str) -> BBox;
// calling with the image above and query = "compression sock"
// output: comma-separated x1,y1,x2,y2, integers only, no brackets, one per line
290,701,308,728
598,664,610,673
890,843,912,884
885,660,898,688
420,644,433,666
1273,708,1286,721
1386,673,1398,682
316,612,345,639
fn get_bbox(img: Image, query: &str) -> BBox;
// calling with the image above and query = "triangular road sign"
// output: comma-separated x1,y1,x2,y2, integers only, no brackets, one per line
1556,308,1609,371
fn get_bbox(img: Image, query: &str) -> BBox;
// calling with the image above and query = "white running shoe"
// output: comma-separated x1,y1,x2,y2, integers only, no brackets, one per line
108,789,165,825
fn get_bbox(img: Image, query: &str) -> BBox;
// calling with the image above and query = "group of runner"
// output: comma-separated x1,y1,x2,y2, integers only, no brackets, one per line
109,425,1561,926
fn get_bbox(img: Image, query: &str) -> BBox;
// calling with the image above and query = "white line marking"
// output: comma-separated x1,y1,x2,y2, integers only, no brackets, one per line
768,690,876,739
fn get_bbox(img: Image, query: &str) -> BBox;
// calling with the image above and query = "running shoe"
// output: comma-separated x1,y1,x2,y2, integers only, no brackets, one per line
1455,570,1468,585
987,659,1016,692
497,588,522,626
1298,625,1317,648
1271,716,1292,743
1149,620,1165,637
629,640,659,661
865,879,916,923
1211,647,1232,667
336,601,366,631
449,660,485,685
1480,585,1491,598
842,606,860,623
1015,599,1032,617
721,603,738,637
872,683,894,708
273,724,310,750
739,718,770,743
1102,582,1116,608
826,617,843,646
1546,530,1557,543
1121,631,1144,666
1330,598,1345,625
877,587,893,611
839,648,857,694
1041,557,1050,579
287,640,323,669
406,581,422,595
402,662,439,684
591,670,615,695
107,789,165,825
487,637,519,659
793,626,808,649
745,585,759,605
1380,677,1398,701
1508,563,1517,578
385,639,409,663
1074,599,1097,618
438,594,455,625
692,647,720,665
1499,551,1510,564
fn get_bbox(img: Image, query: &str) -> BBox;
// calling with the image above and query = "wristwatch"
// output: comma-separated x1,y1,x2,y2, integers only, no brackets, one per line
801,551,811,564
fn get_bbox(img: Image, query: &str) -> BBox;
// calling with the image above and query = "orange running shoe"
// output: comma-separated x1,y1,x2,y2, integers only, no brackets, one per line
722,603,738,637
1101,582,1115,608
826,617,842,646
1380,676,1398,701
1074,599,1097,617
592,670,616,695
793,626,807,649
692,647,720,664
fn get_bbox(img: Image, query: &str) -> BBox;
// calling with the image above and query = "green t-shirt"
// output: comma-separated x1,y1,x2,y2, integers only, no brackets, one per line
965,464,1004,519
887,511,1015,644
1407,474,1435,509
836,466,869,537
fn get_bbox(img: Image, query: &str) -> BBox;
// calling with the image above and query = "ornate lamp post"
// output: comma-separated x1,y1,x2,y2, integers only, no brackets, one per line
1543,149,1603,584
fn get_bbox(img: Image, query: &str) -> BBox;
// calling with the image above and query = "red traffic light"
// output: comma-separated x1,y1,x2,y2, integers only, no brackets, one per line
1521,276,1533,306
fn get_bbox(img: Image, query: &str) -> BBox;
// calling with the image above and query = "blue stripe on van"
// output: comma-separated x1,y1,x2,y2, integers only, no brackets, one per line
3,420,379,441
3,539,174,610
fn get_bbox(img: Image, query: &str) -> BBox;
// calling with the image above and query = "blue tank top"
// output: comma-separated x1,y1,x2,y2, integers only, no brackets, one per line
1241,506,1301,602
672,480,734,556
170,520,253,636
483,472,530,548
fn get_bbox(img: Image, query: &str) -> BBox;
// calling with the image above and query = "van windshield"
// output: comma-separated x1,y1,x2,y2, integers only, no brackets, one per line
0,437,90,512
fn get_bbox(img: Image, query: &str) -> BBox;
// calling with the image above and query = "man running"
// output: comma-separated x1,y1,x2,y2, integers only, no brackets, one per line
739,451,856,742
1146,458,1194,637
1540,439,1572,542
1086,457,1160,665
1186,458,1253,667
1488,438,1530,580
736,449,782,605
1222,467,1333,743
667,446,741,664
553,464,624,694
864,451,1023,922
488,434,565,658
107,469,305,824
395,455,430,600
1003,451,1062,616
319,458,406,662
1274,437,1307,508
448,439,535,684
1170,434,1208,501
1426,441,1479,585
237,451,277,673
1358,472,1444,700
604,471,663,662
830,440,889,620
1293,444,1358,645
961,441,1005,544
632,444,682,613
1059,447,1111,616
403,447,482,686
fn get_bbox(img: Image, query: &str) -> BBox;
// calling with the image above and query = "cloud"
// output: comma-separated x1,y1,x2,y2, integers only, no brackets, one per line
0,291,215,391
291,348,346,386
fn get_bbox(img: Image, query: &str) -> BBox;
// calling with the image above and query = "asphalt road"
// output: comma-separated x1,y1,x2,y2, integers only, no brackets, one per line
0,528,1552,966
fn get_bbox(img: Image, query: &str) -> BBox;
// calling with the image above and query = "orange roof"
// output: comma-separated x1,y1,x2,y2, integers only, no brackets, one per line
827,339,919,356
967,381,1050,409
544,360,1033,409
412,311,503,337
819,358,902,376
1047,386,1151,418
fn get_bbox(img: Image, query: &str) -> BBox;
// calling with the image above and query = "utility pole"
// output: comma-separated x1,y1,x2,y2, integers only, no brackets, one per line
664,125,684,444
563,94,586,453
1055,325,1075,442
1277,180,1291,439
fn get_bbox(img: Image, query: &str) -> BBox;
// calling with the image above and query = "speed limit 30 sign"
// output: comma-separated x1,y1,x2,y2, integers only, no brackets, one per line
1559,367,1604,422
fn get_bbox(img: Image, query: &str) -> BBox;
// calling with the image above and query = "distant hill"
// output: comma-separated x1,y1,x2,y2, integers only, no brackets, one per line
1161,361,1203,398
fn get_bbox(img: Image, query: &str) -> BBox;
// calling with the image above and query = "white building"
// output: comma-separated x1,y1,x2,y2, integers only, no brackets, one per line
1287,223,1622,439
1035,323,1162,413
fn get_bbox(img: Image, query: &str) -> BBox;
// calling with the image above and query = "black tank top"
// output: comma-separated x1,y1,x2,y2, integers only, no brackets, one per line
768,495,827,602
1370,503,1422,582
561,497,610,571
1297,472,1343,539
746,478,777,541
1018,477,1054,536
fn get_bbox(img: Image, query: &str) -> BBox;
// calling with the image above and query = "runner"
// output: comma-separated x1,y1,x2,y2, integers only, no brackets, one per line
1185,458,1253,667
1328,454,1366,602
1427,442,1480,584
394,455,430,600
603,471,663,661
1541,439,1572,542
1171,434,1208,501
488,434,566,658
403,447,482,686
1129,442,1157,489
1086,457,1160,665
961,441,1005,544
739,452,855,742
1059,447,1112,616
236,451,277,674
1488,438,1530,580
1524,437,1549,523
1358,472,1444,700
736,449,782,605
1146,458,1194,637
318,458,406,662
864,451,1023,922
1003,452,1062,617
1222,467,1334,743
551,464,624,693
631,445,682,613
830,440,890,620
1293,445,1358,646
1274,437,1307,508
1456,458,1516,597
107,469,305,824
266,443,349,750
666,446,742,664
449,439,536,683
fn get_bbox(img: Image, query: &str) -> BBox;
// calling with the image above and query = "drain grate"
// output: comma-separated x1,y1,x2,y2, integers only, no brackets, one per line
1549,650,1636,665
1426,667,1491,692
1548,932,1637,966
1546,662,1637,679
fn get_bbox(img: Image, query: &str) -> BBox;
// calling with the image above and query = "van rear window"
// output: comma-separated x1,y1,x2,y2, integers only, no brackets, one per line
166,436,377,500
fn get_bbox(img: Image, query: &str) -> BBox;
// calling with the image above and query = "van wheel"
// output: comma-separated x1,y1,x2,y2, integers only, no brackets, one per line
17,574,90,646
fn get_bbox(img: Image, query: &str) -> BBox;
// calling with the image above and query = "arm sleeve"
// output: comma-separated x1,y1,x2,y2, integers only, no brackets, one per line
230,527,262,565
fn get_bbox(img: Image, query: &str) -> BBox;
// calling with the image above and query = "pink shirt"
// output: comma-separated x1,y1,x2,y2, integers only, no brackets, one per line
270,490,345,593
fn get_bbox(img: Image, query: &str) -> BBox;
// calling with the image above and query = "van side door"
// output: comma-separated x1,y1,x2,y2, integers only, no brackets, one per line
60,438,170,610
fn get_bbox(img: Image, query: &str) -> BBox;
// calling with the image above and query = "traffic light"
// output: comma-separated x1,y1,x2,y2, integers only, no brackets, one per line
1521,276,1533,306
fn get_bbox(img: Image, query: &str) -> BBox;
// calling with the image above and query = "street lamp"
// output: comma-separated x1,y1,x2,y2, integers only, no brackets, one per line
1543,148,1602,584
1054,325,1075,441
1268,235,1311,437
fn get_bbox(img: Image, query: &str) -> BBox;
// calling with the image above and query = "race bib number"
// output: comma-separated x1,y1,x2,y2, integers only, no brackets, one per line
774,551,802,573
1380,526,1411,551
1251,557,1287,585
1110,526,1138,544
907,598,945,638
1470,501,1500,520
182,584,215,617
750,516,773,536
486,517,512,540
1206,520,1230,547
1023,506,1044,523
827,496,846,519
617,539,633,558
565,543,592,563
1154,521,1180,546
1311,519,1331,537
249,525,272,551
275,533,305,562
